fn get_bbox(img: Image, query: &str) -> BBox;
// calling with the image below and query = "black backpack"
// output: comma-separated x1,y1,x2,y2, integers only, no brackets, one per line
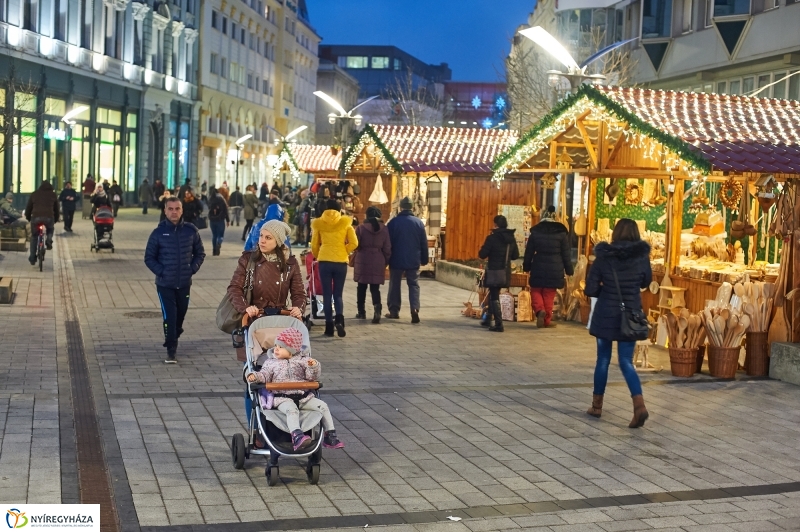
208,200,222,219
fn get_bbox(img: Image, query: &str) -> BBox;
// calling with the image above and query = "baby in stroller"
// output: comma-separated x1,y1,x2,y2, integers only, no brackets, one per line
246,327,344,450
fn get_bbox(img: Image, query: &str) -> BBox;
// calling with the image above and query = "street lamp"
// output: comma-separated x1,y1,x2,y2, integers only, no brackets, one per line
234,134,252,190
313,91,378,178
519,26,638,92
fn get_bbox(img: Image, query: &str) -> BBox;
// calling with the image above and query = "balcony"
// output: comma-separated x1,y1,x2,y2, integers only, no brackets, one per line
0,21,196,99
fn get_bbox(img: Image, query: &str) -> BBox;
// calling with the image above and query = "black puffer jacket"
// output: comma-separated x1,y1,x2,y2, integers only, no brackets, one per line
25,181,60,221
479,228,520,270
585,240,652,341
523,221,574,288
144,219,206,288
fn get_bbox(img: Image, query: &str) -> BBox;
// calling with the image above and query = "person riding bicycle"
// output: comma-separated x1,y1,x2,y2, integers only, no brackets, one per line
25,180,60,266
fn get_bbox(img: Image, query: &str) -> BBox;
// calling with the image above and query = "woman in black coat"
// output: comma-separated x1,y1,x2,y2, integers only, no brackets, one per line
181,190,203,226
584,218,652,428
523,205,574,328
478,215,520,332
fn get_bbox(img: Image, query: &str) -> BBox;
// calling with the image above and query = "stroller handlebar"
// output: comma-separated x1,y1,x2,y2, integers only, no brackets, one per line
241,310,292,328
266,381,321,391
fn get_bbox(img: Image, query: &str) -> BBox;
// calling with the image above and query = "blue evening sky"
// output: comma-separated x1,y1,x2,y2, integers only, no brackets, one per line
304,0,536,82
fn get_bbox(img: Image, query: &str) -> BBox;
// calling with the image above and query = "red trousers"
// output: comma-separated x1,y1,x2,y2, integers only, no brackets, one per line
530,287,557,325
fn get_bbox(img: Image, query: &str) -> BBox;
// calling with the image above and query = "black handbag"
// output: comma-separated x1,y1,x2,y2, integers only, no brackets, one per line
611,269,650,341
483,245,511,288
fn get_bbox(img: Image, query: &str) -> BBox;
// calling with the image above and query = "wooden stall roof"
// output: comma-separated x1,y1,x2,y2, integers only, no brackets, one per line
289,144,341,174
344,124,518,175
493,84,800,181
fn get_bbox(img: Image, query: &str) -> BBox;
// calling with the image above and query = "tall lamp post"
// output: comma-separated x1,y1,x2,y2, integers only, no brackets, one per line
518,26,638,93
234,134,252,191
313,91,378,179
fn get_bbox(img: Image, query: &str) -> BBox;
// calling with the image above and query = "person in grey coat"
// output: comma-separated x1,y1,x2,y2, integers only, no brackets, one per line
139,179,153,214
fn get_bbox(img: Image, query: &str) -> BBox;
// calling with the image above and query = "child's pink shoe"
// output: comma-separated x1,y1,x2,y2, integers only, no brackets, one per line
291,430,310,451
323,430,344,449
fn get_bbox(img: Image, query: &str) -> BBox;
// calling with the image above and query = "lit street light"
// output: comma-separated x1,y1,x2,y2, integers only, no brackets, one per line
62,105,89,127
313,91,379,178
233,134,252,190
519,26,638,92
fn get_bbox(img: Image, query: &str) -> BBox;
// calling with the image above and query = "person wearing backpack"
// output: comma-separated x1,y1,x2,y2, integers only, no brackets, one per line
207,186,229,256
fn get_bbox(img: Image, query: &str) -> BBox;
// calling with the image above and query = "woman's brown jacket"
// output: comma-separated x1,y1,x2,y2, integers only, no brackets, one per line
227,251,306,313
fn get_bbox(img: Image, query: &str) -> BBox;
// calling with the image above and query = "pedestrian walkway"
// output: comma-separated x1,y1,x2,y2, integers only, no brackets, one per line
1,210,799,532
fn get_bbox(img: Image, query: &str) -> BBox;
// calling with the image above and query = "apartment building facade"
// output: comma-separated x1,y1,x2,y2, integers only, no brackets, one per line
196,0,319,191
0,0,199,202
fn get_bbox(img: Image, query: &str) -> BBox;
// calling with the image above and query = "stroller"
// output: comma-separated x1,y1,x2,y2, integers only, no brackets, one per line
231,315,324,485
302,250,326,326
91,205,115,252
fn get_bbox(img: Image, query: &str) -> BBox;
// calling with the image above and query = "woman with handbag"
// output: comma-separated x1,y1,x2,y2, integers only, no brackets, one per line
584,218,652,428
226,219,305,323
523,205,574,328
353,206,392,323
478,215,520,332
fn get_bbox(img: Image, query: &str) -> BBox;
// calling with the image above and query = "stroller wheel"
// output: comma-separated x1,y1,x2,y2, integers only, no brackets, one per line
266,465,279,486
231,434,245,470
307,464,320,485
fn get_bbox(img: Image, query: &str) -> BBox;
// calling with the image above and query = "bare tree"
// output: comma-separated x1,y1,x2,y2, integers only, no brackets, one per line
504,27,638,132
381,67,449,127
1,76,40,156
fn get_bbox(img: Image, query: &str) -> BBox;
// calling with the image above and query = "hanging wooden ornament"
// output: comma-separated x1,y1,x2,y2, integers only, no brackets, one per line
625,181,642,205
719,178,743,211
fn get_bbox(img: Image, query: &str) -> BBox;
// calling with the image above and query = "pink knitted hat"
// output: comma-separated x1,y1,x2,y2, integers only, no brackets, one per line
275,328,304,355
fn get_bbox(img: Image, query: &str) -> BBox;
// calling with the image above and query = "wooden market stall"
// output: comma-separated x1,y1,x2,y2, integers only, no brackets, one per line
341,124,529,262
492,84,800,347
273,143,341,183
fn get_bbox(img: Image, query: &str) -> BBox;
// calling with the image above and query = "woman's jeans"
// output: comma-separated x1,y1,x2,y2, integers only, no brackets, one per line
318,261,347,321
593,338,643,397
210,220,225,249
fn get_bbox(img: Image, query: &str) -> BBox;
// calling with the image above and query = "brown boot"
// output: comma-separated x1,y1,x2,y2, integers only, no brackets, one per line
587,394,603,418
629,395,649,428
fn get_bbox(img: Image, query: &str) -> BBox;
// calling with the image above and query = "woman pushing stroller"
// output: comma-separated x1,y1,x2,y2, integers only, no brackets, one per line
246,327,343,450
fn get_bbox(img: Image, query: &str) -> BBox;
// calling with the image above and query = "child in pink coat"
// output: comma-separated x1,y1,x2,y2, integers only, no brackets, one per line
246,328,344,450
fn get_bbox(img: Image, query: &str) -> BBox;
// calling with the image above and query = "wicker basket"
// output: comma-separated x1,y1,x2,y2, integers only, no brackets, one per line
696,344,706,373
707,346,740,378
669,347,698,377
745,331,769,377
580,301,591,325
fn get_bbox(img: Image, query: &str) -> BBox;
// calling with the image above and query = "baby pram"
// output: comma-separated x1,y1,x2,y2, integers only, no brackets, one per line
91,205,114,252
231,315,324,485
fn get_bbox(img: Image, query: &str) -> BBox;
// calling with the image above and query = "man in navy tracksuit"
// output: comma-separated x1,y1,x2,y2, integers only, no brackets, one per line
144,197,205,363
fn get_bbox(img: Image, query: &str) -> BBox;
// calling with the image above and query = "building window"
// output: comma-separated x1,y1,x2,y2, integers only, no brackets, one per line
222,16,227,34
371,56,390,69
713,0,750,17
342,56,368,68
250,33,256,50
705,0,714,26
773,73,786,98
788,70,800,99
231,22,237,39
682,0,694,31
221,58,227,78
211,10,218,29
210,53,218,74
729,79,740,94
642,0,672,38
742,76,754,94
247,73,253,89
240,28,246,44
262,79,269,94
230,61,237,81
394,58,402,70
717,80,727,94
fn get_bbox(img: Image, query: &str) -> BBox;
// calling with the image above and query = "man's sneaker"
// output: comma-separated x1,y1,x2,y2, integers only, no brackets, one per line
536,310,546,329
164,351,177,364
411,310,420,324
323,430,344,449
384,312,400,319
291,429,311,451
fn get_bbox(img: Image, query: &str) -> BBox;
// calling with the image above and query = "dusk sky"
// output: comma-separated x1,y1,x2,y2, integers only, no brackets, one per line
305,0,536,82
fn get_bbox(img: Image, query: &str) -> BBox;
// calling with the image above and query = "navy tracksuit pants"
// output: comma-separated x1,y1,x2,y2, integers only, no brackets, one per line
157,286,190,351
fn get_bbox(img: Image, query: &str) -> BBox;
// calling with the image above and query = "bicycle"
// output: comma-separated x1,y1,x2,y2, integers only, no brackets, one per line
35,223,46,271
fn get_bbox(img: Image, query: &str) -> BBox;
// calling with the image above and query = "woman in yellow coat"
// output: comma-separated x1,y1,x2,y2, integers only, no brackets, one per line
311,199,358,337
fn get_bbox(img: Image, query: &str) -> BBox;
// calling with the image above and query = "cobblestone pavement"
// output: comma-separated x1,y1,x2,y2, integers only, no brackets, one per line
1,209,799,532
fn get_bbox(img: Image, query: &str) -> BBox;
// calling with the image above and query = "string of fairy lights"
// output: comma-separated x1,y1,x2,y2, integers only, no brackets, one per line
271,146,301,182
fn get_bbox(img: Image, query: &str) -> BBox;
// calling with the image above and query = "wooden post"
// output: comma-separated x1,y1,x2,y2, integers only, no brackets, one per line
585,177,597,257
667,178,684,275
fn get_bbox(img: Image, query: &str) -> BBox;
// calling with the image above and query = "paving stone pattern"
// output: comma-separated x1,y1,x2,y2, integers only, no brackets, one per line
1,210,799,532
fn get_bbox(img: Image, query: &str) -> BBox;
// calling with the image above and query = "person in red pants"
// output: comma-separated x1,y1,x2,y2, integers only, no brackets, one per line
523,205,574,328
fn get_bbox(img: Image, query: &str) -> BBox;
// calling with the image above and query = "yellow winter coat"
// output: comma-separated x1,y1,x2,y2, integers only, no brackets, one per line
311,210,358,263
